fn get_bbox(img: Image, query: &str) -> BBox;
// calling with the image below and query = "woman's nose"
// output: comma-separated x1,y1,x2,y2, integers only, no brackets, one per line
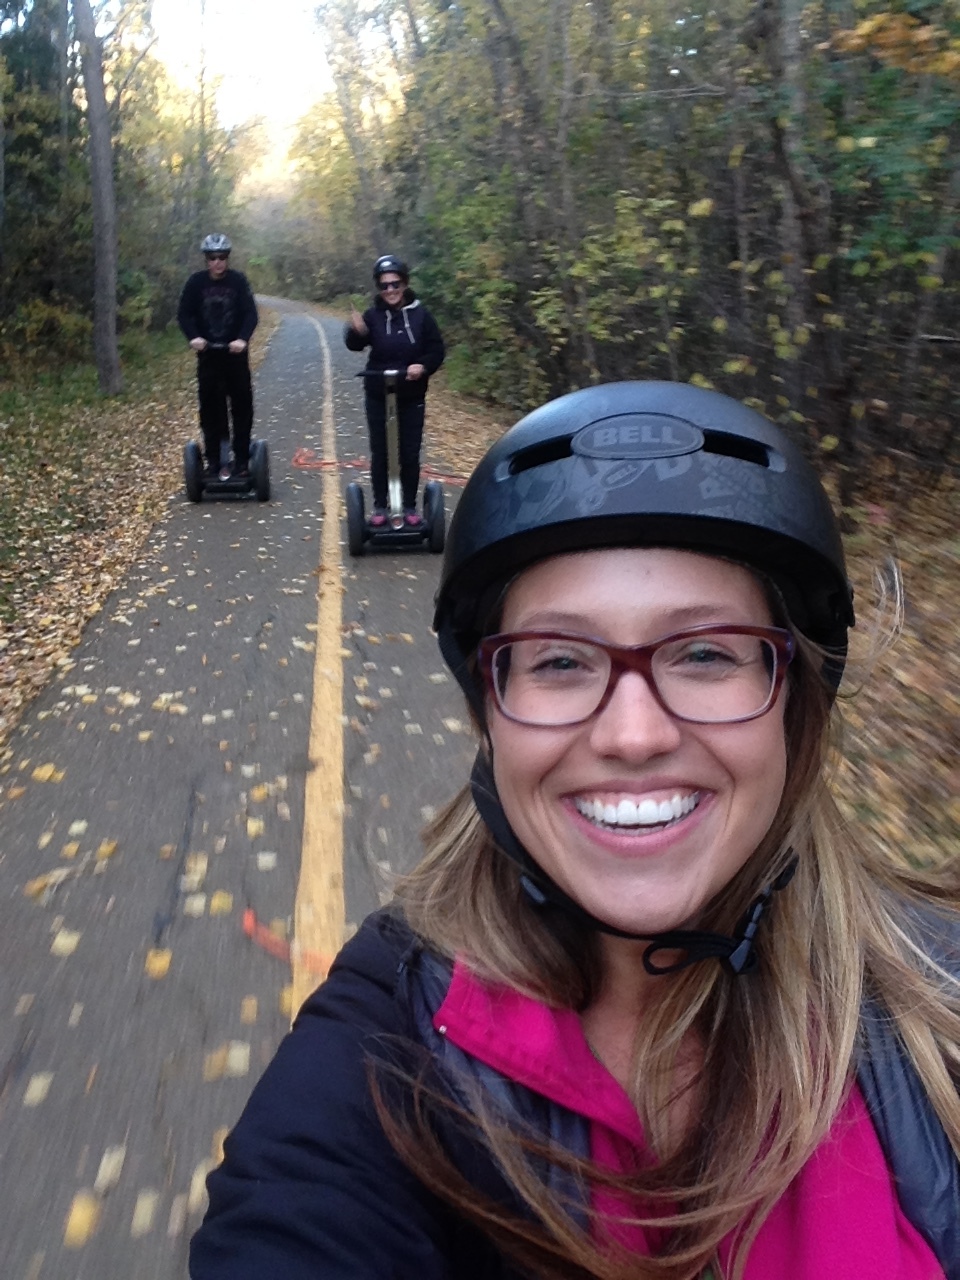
587,669,683,760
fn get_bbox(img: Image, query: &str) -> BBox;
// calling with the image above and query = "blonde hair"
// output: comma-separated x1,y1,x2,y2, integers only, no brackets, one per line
383,631,960,1279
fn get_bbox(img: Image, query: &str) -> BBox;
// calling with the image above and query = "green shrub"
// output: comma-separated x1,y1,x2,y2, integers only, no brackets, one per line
0,298,93,371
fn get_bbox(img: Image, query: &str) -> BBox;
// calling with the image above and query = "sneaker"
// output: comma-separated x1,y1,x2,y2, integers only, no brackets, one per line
218,466,232,481
369,509,388,528
232,466,250,480
403,509,422,528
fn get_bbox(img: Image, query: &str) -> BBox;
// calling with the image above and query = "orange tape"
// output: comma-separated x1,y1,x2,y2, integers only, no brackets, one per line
242,908,333,978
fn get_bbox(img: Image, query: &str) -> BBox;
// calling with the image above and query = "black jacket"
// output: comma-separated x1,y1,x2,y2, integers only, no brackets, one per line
345,291,445,400
190,909,960,1279
177,269,259,346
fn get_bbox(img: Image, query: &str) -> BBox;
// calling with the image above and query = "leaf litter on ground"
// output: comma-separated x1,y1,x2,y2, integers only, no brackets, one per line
0,314,280,748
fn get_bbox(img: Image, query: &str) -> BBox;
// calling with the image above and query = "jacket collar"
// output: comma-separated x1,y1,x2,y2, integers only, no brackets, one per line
434,958,644,1145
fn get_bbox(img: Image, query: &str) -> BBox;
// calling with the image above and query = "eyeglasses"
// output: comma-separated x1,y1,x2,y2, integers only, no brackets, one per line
477,625,795,727
378,279,403,291
206,253,229,262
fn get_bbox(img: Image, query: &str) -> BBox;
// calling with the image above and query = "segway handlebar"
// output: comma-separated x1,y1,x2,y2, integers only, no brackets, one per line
356,368,407,379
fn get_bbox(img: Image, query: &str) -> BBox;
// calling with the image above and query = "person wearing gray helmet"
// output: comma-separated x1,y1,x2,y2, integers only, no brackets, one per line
191,382,959,1279
177,234,259,479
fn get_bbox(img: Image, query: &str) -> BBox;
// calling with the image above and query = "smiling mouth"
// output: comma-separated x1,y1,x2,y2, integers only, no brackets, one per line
574,792,701,832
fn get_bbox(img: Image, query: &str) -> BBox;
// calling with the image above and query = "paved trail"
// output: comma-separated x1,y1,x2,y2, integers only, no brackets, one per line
0,302,475,1279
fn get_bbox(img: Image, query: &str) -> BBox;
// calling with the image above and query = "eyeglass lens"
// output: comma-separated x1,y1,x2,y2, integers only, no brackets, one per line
379,279,402,290
489,631,782,726
206,253,229,261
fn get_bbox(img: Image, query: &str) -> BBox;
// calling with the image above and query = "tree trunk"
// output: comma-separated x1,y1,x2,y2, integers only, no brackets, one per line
73,0,122,395
0,55,6,302
59,0,70,168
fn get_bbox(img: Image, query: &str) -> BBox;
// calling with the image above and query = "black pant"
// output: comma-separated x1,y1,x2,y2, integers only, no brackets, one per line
365,391,425,510
197,349,253,469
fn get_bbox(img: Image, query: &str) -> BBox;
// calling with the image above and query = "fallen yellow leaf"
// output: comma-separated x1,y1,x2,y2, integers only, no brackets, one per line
23,1072,54,1106
24,870,71,898
51,929,81,957
182,852,208,890
204,1046,227,1081
64,1191,100,1247
96,840,117,860
144,949,172,979
209,891,233,916
246,817,264,839
32,763,57,782
131,1189,159,1238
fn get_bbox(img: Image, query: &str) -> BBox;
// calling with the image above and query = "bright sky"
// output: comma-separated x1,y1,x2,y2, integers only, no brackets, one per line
151,0,332,131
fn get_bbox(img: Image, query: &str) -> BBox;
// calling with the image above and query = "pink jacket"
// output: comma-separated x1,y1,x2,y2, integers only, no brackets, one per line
435,959,944,1278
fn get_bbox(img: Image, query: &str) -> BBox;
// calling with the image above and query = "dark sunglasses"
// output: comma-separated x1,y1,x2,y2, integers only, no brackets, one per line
206,253,229,262
378,279,404,291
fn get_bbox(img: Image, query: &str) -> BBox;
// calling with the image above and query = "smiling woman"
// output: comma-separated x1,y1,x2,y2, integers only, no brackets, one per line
487,549,789,943
190,382,960,1280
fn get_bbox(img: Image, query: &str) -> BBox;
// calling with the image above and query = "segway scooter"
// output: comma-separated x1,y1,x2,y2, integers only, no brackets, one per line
345,368,444,556
183,344,270,503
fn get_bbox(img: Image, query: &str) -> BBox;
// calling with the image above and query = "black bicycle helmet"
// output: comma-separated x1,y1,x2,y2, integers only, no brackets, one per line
436,380,854,688
372,253,409,283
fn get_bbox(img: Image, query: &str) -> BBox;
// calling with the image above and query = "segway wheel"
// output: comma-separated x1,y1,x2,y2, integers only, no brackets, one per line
184,441,204,503
423,481,445,553
346,482,366,556
251,440,271,502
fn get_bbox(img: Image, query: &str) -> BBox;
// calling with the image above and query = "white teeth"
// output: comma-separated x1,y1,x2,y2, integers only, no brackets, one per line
636,798,660,824
576,792,698,829
617,799,638,824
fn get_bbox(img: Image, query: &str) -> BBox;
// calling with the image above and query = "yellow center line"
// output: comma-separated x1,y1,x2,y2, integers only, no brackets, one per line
291,316,346,1016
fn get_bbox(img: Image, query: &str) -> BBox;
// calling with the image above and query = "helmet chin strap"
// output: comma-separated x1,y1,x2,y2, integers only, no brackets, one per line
470,754,796,977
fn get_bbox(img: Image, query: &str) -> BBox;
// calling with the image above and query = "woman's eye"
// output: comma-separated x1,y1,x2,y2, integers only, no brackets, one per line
531,650,584,672
675,643,738,668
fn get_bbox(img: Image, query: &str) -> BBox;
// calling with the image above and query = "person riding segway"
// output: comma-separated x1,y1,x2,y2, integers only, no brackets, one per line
178,234,269,501
345,255,445,550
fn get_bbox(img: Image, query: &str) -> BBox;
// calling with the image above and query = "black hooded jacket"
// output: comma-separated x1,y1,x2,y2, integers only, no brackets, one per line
177,268,259,346
345,290,445,400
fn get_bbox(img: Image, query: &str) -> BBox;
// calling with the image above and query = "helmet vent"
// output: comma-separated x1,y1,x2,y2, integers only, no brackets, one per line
508,436,574,475
701,431,778,469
